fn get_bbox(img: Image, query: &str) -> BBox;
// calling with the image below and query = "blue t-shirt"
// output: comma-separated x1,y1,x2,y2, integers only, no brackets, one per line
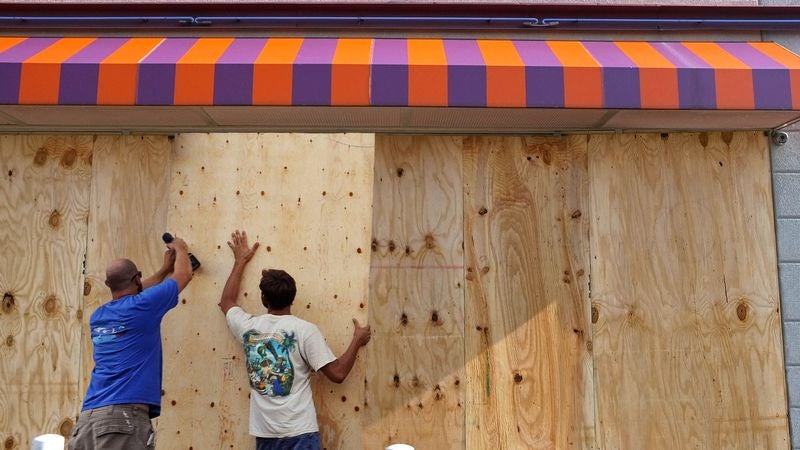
82,278,179,417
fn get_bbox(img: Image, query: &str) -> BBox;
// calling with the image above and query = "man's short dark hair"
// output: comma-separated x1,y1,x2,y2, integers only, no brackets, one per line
259,269,296,309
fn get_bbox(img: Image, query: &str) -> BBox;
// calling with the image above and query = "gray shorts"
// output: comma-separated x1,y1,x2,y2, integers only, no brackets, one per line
68,404,155,450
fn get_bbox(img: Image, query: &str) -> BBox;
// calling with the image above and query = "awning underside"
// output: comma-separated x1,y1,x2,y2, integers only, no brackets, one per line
1,37,800,132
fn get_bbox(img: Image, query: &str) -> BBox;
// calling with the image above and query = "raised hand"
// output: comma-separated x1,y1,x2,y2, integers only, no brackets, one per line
228,229,260,265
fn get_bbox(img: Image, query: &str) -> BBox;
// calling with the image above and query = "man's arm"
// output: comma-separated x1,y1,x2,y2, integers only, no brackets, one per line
167,237,193,292
319,318,371,384
141,249,176,289
219,230,259,314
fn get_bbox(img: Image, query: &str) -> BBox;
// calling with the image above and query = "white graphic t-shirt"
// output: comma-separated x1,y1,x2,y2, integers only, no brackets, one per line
226,307,336,438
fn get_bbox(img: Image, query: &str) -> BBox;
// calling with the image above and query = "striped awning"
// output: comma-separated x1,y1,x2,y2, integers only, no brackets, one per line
2,37,800,110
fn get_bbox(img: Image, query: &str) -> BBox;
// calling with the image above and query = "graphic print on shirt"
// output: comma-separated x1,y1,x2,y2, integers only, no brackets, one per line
91,325,128,344
242,329,297,397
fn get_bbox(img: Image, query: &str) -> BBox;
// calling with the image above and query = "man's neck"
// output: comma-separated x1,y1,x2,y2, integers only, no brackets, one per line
268,306,291,316
111,287,138,300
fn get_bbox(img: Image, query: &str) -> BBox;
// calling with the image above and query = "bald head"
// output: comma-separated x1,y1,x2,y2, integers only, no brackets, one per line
105,258,139,293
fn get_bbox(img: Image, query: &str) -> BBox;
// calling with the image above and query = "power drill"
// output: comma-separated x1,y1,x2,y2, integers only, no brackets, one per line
162,233,201,271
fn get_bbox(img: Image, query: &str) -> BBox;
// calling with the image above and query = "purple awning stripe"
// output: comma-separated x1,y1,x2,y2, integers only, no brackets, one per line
513,40,563,107
292,38,337,105
583,42,640,109
719,42,791,109
137,38,197,105
371,39,408,106
60,38,128,105
0,38,58,104
0,37,58,62
653,42,716,109
444,40,486,107
214,38,267,105
1,37,799,111
718,43,785,69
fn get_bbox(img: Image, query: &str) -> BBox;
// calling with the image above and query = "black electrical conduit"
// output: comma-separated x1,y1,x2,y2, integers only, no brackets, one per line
1,15,800,31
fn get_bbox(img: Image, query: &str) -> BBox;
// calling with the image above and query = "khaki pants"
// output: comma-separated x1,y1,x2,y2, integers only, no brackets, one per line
68,404,155,450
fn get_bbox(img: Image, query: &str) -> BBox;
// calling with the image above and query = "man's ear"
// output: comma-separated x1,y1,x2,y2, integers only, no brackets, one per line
104,280,111,288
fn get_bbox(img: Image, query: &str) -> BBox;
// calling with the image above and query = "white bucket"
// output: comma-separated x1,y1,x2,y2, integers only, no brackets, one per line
31,434,65,450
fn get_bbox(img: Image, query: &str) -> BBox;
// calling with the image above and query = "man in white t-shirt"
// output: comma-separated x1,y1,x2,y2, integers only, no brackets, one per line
219,230,371,450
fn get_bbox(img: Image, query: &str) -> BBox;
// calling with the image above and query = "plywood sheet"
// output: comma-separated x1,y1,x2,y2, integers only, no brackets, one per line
161,133,374,450
589,132,789,449
463,136,595,449
80,135,174,401
0,135,92,448
365,135,465,449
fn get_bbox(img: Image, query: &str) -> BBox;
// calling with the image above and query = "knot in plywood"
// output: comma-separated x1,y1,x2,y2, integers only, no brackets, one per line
59,418,74,437
48,210,61,228
699,132,709,148
33,147,48,166
721,131,734,145
466,267,475,281
2,293,15,313
44,295,58,315
736,300,749,322
433,384,443,401
60,148,77,169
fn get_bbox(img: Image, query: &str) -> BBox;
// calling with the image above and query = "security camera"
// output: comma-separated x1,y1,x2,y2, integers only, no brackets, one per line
772,131,789,146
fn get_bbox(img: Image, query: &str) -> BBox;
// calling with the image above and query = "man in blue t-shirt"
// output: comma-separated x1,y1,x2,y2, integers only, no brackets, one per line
69,237,194,450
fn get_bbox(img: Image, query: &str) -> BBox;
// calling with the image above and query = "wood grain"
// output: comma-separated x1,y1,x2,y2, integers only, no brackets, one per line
79,135,174,443
365,135,465,449
161,133,374,450
589,132,788,449
463,135,595,449
80,135,174,396
0,130,789,450
0,135,92,449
